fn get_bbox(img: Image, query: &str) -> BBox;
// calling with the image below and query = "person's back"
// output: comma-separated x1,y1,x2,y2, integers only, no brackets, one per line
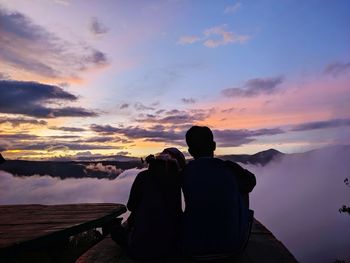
181,126,255,259
182,158,248,258
126,149,184,259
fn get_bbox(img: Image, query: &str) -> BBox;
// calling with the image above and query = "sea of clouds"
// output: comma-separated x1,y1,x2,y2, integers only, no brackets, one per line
0,146,349,263
246,145,350,263
0,168,141,205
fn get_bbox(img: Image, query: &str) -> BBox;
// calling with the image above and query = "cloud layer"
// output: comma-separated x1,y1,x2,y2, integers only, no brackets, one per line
178,25,250,48
89,17,109,36
0,80,97,118
90,123,285,147
291,118,350,131
247,145,350,263
0,7,109,81
224,3,241,14
222,76,284,98
0,117,47,127
49,126,87,132
0,168,142,206
324,61,350,76
213,128,285,147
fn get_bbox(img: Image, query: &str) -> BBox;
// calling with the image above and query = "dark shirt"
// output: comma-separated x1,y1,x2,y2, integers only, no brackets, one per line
126,160,182,259
181,157,256,258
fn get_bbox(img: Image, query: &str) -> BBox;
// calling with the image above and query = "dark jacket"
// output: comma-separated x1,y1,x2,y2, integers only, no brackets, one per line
181,157,256,258
126,159,182,259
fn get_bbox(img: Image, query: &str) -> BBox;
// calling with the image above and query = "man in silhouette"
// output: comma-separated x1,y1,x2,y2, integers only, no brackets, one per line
181,126,256,260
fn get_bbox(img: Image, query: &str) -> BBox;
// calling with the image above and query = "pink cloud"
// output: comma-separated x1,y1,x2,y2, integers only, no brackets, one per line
203,75,350,130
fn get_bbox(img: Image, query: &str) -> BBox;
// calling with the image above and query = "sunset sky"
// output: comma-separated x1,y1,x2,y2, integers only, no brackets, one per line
0,0,349,160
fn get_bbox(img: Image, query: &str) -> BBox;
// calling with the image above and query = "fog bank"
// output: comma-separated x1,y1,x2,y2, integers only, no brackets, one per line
246,145,350,263
0,168,142,205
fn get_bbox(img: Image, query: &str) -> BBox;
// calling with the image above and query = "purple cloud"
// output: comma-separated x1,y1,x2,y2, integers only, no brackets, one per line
0,117,47,127
0,80,97,118
324,61,350,76
291,118,350,131
136,109,208,125
90,122,285,147
89,17,109,36
120,103,129,109
49,126,87,132
0,8,109,80
90,124,120,134
222,76,284,97
213,128,285,147
181,98,196,104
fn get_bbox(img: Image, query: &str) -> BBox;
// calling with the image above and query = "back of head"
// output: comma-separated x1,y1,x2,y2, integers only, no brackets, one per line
162,147,186,171
146,147,185,178
186,126,216,158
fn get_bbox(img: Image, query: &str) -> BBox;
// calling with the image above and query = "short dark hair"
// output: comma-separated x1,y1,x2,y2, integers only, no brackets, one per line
186,126,215,156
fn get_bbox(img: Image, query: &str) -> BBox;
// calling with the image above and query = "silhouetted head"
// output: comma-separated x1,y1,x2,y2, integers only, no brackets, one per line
186,126,216,159
145,147,186,173
161,147,186,171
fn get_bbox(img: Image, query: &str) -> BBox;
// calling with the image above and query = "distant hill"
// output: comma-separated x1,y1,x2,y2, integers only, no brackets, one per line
47,154,140,162
0,149,284,179
0,160,143,179
219,149,284,166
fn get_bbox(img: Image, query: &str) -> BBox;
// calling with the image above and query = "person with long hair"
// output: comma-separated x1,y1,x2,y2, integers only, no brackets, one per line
112,147,185,260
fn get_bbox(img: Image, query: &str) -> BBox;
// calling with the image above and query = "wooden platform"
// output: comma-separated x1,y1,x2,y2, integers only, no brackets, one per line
0,203,126,263
0,203,126,251
77,219,298,263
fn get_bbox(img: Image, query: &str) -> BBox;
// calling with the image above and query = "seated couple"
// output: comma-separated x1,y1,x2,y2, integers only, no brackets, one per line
111,126,256,260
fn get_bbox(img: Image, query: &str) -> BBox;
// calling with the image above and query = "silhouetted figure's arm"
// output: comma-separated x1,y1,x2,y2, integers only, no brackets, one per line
224,161,256,207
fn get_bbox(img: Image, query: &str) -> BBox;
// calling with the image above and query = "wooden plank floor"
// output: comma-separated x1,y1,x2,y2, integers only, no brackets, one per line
77,219,298,263
0,204,126,251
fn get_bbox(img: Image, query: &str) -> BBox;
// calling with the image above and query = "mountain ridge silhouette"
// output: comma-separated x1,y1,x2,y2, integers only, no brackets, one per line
0,149,284,179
